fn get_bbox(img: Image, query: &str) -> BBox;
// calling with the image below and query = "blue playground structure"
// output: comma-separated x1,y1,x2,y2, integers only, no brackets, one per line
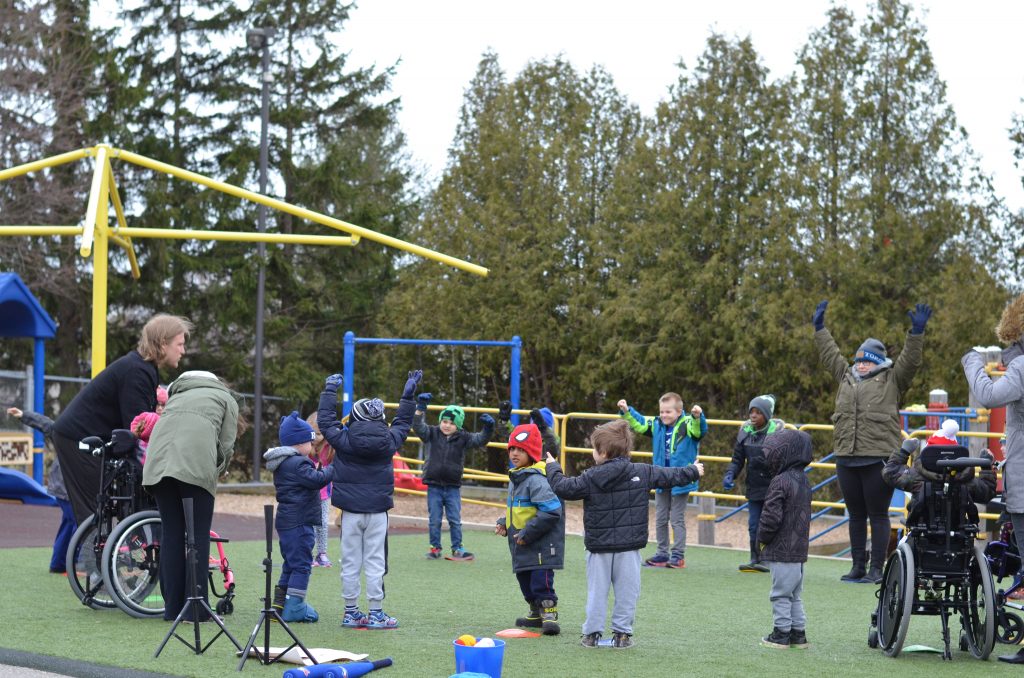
341,331,522,421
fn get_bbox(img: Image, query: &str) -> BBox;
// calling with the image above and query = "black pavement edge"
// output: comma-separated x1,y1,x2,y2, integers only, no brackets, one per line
0,647,178,678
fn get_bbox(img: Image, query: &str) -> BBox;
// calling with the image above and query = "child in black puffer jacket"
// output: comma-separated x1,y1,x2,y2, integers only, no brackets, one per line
264,412,334,623
546,418,703,649
757,429,813,650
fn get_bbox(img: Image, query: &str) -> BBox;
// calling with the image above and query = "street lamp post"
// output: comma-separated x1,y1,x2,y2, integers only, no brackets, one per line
246,26,275,481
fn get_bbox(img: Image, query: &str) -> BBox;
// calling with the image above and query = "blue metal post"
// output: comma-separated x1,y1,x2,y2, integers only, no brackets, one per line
33,338,44,483
343,331,355,418
510,335,521,425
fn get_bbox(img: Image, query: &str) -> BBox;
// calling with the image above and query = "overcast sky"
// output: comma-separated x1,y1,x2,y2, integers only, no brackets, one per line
341,0,1024,211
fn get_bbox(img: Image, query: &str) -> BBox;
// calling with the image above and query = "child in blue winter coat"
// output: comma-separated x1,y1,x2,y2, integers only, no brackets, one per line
318,369,421,629
618,393,706,568
264,411,334,623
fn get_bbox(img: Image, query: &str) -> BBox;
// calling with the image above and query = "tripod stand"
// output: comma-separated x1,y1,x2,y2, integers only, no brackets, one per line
237,504,317,671
155,497,243,657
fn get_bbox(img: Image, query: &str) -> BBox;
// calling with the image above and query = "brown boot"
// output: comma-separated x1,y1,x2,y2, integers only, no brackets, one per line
539,599,560,636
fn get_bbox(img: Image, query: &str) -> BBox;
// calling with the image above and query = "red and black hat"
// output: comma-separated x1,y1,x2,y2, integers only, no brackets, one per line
508,423,543,462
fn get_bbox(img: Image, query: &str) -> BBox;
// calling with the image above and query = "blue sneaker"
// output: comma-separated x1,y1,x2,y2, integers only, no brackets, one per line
643,554,669,567
342,609,367,628
365,609,399,629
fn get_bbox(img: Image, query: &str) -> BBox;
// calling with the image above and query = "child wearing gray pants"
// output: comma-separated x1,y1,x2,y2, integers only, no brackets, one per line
756,429,813,649
547,419,704,649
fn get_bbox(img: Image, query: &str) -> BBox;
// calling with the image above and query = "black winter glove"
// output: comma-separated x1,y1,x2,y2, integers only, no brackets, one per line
498,400,513,421
529,409,547,430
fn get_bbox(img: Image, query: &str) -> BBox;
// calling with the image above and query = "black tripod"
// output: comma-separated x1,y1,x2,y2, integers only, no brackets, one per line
155,497,243,657
237,504,317,671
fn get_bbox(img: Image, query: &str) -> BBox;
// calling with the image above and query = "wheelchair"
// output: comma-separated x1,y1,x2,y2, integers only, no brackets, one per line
867,444,996,660
983,497,1024,644
68,431,236,618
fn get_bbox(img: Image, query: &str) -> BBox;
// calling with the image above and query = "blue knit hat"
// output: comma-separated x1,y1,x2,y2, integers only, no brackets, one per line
855,338,887,365
539,407,555,429
279,411,315,446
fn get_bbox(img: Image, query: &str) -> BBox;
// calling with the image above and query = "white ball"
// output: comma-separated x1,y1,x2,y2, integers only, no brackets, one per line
475,637,495,647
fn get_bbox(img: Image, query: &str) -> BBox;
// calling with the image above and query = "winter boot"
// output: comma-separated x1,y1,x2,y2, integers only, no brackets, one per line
761,627,790,648
740,544,769,573
271,585,286,619
282,594,319,623
790,628,809,649
840,549,867,582
539,599,560,636
515,603,542,629
862,560,884,585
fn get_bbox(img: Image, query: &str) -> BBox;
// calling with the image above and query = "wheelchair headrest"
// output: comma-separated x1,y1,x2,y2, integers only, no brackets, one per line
920,444,991,473
109,428,138,459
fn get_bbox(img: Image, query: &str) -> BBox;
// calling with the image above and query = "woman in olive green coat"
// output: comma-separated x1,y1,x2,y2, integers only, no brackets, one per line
143,371,238,621
813,300,930,584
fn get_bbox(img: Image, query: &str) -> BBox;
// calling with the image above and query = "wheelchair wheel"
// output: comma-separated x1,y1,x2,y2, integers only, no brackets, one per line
878,541,914,657
66,515,116,609
101,510,163,618
997,611,1024,644
962,542,996,659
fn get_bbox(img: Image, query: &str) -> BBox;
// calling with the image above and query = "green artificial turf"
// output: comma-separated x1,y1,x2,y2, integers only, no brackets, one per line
1,531,1021,678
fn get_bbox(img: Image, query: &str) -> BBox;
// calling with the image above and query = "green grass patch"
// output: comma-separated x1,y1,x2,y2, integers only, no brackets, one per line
1,531,1020,677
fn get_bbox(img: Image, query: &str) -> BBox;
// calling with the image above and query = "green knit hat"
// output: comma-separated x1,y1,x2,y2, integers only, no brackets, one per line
439,405,465,429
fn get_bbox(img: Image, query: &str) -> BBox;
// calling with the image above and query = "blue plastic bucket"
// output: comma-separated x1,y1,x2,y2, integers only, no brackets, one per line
452,638,506,678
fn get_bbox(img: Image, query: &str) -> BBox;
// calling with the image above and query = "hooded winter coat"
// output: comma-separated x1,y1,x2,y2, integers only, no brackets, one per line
318,384,415,514
264,446,335,530
882,442,996,523
412,411,494,486
816,329,923,458
727,418,786,502
547,456,701,553
621,406,706,495
757,430,813,563
142,372,238,498
963,350,1024,512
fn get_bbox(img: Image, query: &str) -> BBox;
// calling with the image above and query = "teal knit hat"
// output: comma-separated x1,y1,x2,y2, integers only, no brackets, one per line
439,405,465,429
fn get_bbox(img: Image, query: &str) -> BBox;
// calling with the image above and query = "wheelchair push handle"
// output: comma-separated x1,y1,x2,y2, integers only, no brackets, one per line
79,436,110,456
78,429,138,458
935,457,992,470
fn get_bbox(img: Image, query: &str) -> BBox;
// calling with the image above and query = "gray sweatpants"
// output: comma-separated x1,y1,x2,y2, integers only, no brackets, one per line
654,491,688,557
583,550,642,635
340,511,388,608
767,561,806,632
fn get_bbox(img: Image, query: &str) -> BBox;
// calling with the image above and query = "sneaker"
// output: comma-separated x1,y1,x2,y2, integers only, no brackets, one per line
667,555,686,569
365,609,399,629
446,547,475,561
580,632,602,648
342,609,368,628
612,631,634,649
313,553,332,568
643,554,670,567
739,561,769,573
761,627,791,648
426,546,442,559
790,628,809,649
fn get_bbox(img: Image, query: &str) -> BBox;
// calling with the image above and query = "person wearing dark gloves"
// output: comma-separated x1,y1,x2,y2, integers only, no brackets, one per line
413,392,495,561
317,369,420,630
814,300,928,584
724,394,786,573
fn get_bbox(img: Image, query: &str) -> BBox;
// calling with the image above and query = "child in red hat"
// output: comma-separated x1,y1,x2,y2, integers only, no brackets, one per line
495,411,565,635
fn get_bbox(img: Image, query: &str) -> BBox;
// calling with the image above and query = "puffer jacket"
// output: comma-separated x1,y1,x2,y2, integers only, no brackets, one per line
547,456,701,553
318,385,414,514
816,329,923,458
964,350,1024,512
883,442,996,524
142,372,238,498
496,460,565,572
621,406,706,495
757,430,813,563
726,418,786,502
413,412,494,486
264,446,334,530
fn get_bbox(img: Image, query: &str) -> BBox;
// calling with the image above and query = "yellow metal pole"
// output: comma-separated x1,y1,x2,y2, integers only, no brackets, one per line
111,148,488,276
81,145,109,258
117,227,356,247
0,147,93,182
89,153,111,375
106,162,140,279
0,226,83,236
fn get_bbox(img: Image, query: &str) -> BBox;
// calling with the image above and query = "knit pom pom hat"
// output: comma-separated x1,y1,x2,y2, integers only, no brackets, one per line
508,423,543,462
350,398,386,422
926,419,960,446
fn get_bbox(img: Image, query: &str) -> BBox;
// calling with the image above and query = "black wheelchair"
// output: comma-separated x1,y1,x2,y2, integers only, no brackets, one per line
868,444,996,660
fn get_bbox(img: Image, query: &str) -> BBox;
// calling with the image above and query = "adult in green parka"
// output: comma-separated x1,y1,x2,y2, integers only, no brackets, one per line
814,300,929,584
143,370,238,621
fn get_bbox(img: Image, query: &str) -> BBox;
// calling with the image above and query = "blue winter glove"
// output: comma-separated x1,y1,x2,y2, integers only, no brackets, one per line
325,373,343,390
723,470,735,491
812,300,828,331
417,393,432,410
402,370,423,399
908,303,932,335
480,413,494,426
